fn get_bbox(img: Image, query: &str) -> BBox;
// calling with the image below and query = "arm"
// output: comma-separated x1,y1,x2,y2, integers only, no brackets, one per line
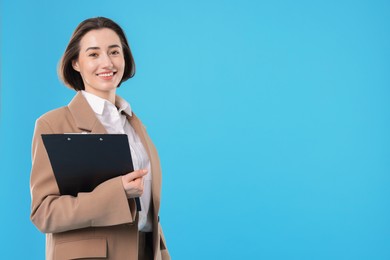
30,119,137,233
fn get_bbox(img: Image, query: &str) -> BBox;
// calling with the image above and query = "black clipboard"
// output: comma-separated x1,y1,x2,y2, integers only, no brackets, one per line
41,134,141,211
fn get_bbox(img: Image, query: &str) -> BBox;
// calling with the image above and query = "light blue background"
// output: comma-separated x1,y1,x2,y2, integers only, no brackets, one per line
1,0,390,259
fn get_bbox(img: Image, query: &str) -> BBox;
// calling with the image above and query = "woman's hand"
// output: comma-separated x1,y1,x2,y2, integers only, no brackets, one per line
121,169,148,198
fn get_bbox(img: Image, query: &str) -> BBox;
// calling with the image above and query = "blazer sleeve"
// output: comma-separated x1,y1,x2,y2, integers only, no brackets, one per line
30,118,137,233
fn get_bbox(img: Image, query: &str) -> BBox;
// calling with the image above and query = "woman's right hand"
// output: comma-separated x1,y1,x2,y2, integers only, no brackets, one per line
121,169,148,198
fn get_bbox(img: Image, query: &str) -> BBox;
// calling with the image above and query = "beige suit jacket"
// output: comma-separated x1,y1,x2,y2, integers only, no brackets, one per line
30,92,170,260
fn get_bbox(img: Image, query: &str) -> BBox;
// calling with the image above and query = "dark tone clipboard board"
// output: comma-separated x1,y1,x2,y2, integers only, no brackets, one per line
41,134,141,210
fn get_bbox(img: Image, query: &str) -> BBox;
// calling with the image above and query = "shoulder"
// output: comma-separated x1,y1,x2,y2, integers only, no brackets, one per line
36,92,85,125
130,112,147,130
34,105,77,134
36,106,70,125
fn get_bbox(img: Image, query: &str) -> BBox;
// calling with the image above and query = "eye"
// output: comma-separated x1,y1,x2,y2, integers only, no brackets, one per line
110,50,120,55
88,52,99,57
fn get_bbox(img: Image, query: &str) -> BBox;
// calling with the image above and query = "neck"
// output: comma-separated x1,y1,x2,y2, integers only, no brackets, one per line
84,88,116,105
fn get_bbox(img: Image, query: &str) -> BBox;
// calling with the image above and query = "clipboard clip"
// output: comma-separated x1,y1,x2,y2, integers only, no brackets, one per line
64,131,90,134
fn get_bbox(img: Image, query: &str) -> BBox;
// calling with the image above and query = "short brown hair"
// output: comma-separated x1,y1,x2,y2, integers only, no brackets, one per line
58,17,135,90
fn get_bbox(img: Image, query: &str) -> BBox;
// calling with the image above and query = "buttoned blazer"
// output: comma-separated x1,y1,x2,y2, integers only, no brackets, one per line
30,92,170,260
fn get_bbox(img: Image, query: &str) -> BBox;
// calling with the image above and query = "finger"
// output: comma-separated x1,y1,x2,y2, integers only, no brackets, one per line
139,176,145,189
130,170,148,181
123,169,148,182
122,177,144,197
131,176,143,187
135,176,144,188
132,178,144,195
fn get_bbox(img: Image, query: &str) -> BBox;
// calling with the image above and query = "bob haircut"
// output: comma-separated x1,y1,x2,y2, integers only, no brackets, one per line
58,17,135,91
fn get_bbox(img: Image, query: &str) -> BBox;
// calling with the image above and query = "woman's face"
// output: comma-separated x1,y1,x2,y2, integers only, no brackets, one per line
72,28,125,99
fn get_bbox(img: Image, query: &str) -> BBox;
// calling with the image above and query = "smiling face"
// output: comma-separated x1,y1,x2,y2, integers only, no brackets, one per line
72,28,125,101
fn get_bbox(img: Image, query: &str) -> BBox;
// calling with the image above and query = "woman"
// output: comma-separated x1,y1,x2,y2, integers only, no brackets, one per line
30,17,170,260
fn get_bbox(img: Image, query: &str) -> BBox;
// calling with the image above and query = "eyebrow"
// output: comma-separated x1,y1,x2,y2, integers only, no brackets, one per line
85,44,121,52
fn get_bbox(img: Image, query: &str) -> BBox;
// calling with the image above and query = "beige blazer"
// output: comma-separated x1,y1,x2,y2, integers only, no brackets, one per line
30,92,170,260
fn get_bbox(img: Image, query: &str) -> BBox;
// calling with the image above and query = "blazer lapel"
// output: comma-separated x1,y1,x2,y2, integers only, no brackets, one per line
127,114,161,213
67,91,107,134
68,92,160,213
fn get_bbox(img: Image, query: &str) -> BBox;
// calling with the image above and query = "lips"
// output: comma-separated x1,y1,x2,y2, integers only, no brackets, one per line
97,71,116,80
99,72,114,77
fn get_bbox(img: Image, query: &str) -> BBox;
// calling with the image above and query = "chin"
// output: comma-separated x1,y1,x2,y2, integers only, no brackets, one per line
99,84,119,90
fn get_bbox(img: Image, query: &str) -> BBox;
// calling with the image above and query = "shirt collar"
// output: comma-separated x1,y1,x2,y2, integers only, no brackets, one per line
81,90,132,116
115,95,133,116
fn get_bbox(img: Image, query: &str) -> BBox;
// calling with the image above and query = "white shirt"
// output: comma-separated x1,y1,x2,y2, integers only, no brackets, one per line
81,90,153,232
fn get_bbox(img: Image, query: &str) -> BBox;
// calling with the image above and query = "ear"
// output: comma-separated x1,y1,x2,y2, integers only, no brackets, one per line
72,60,80,72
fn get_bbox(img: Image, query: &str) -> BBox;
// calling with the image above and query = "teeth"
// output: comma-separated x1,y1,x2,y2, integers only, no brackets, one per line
99,72,114,77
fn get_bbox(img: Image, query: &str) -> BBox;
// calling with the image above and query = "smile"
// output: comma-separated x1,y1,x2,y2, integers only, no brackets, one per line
97,72,115,77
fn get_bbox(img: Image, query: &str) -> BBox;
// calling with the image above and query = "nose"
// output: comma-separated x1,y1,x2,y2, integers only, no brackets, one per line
101,53,114,68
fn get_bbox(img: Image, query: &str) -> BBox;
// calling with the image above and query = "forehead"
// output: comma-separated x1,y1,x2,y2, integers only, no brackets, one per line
79,28,122,49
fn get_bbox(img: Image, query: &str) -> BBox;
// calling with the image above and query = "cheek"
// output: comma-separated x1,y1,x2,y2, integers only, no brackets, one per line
77,57,95,69
83,60,97,72
119,58,126,70
117,59,126,75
